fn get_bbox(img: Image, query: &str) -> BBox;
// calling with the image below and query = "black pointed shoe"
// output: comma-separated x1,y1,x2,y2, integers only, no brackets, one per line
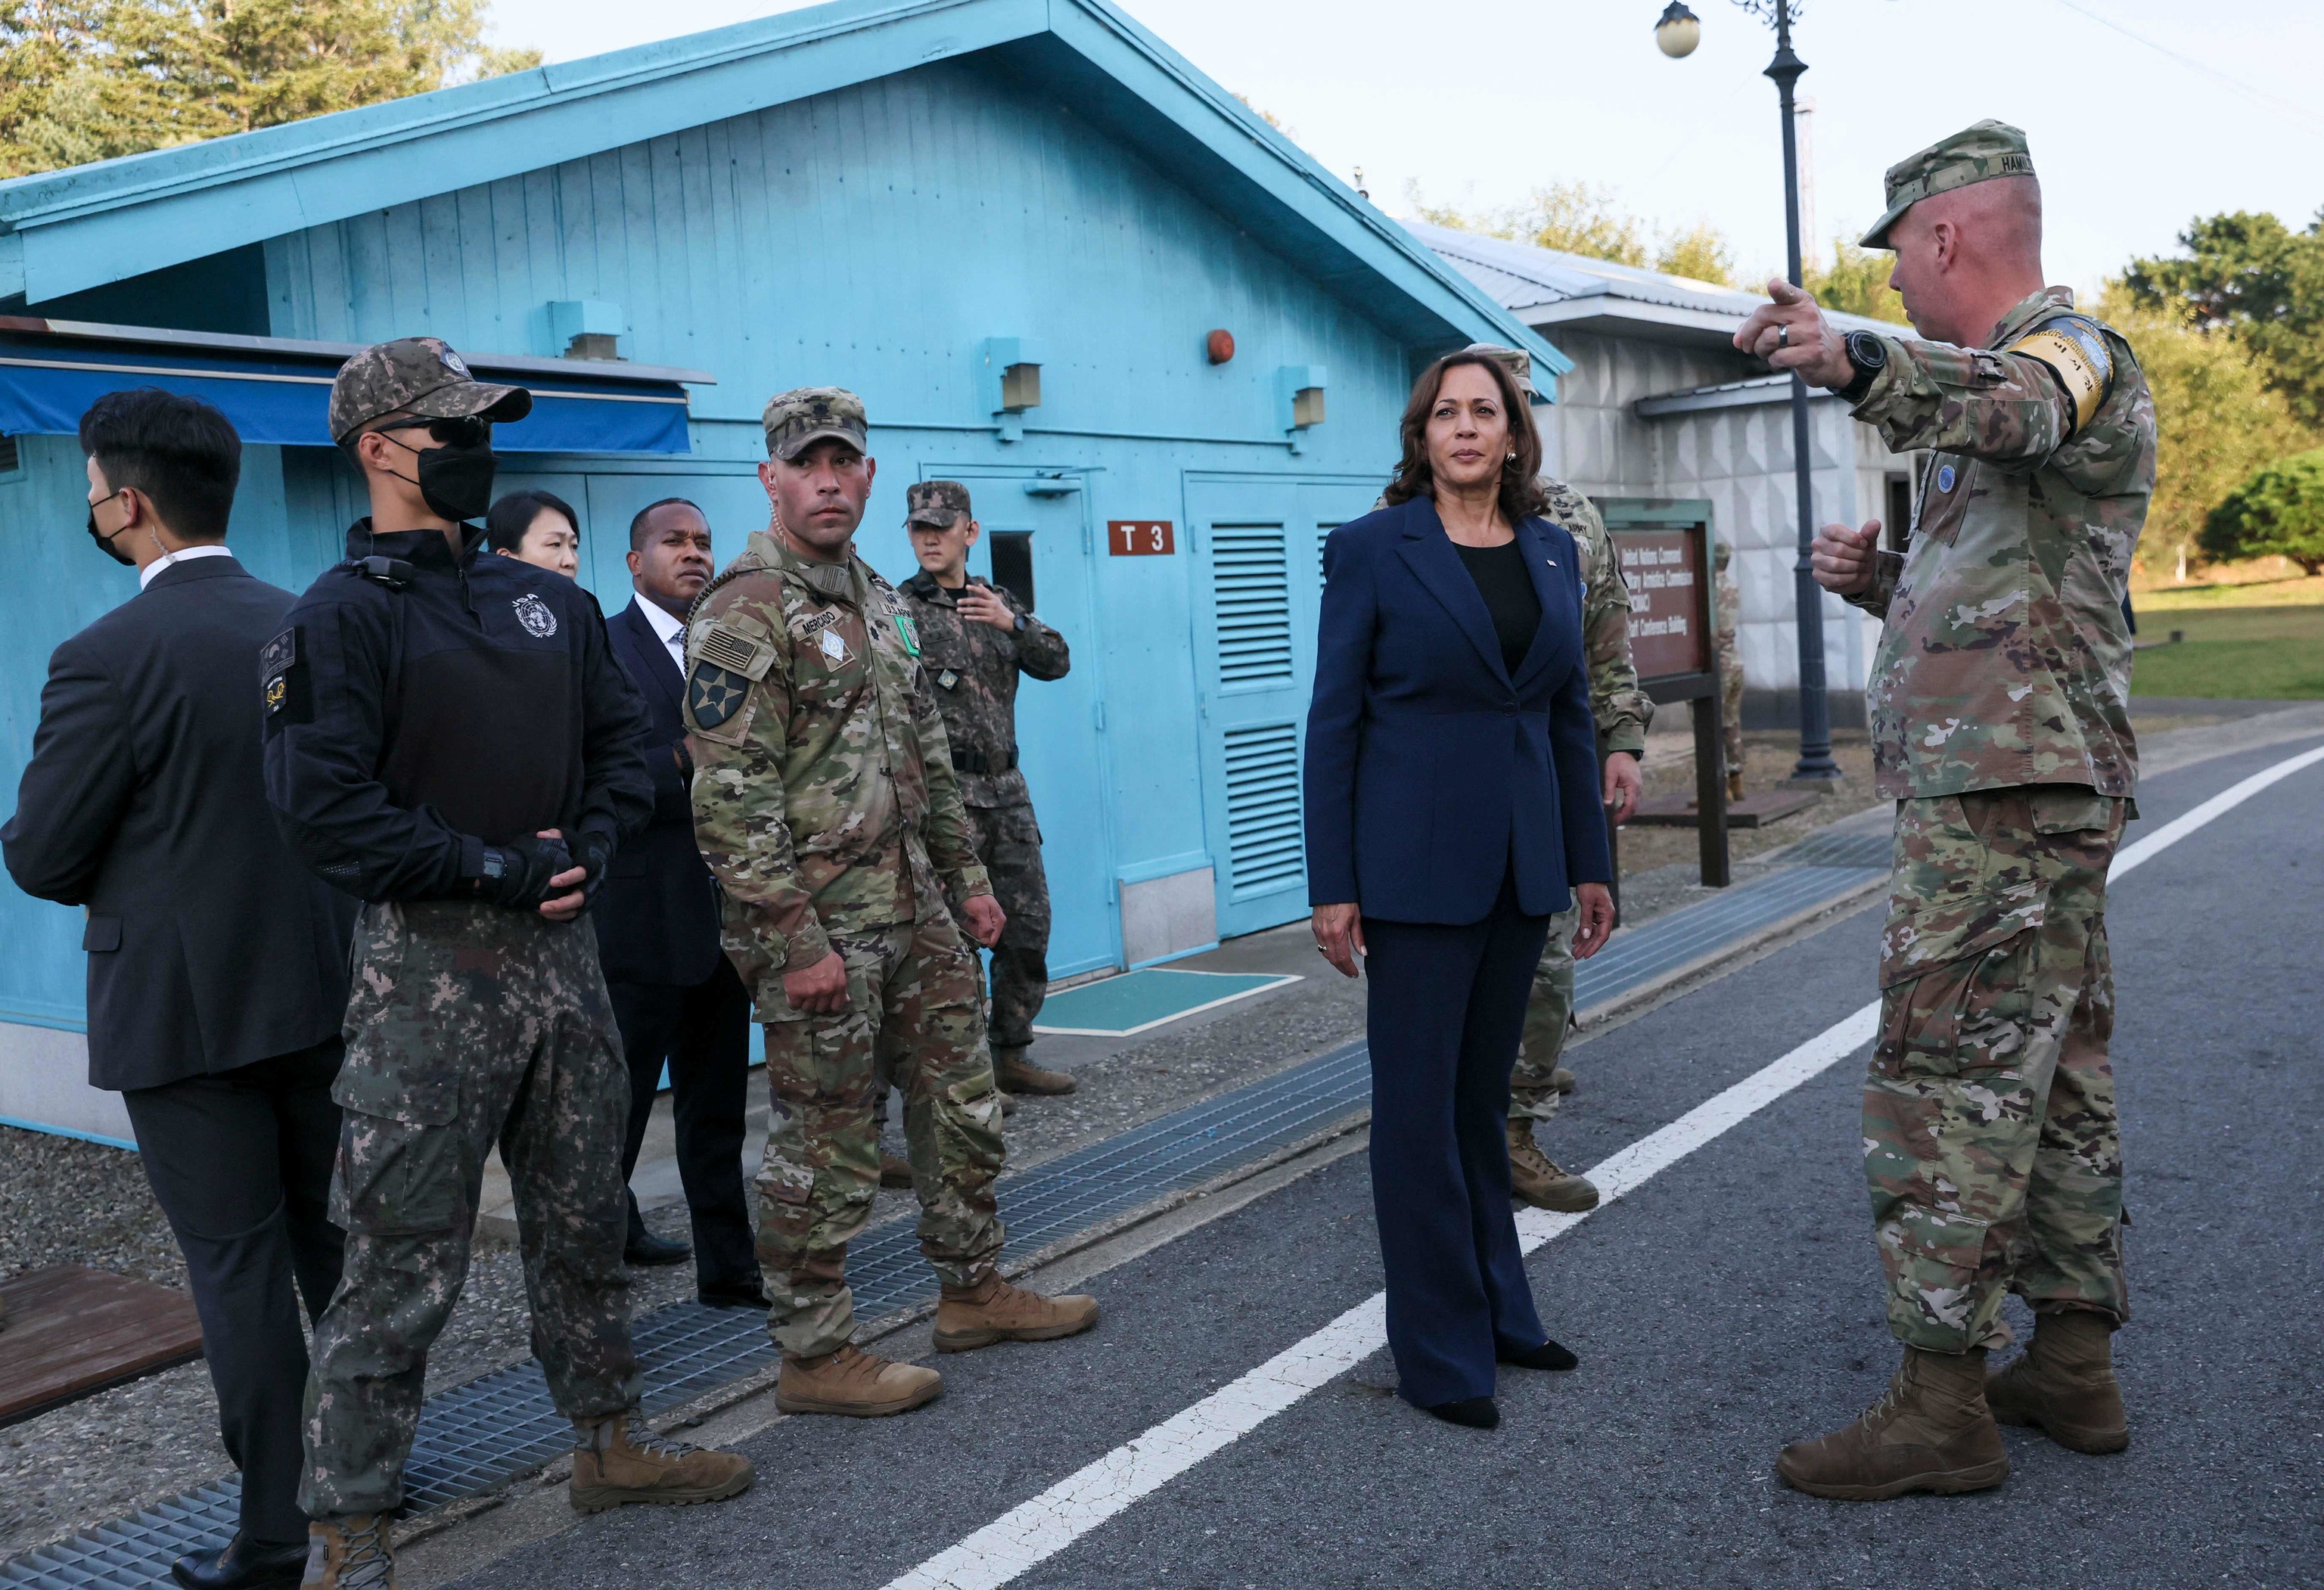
1421,1396,1499,1430
1499,1337,1579,1371
171,1532,309,1590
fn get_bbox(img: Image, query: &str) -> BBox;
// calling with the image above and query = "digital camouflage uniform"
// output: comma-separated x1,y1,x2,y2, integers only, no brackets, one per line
1513,479,1652,1126
1713,543,1744,781
269,339,654,1521
1843,281,2155,1354
896,486,1071,1061
683,399,1005,1359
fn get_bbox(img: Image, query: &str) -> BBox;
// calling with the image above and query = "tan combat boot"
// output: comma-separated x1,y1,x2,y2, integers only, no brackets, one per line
1986,1310,2129,1454
776,1343,943,1417
1776,1347,2010,1500
995,1048,1077,1095
301,1515,395,1590
1506,1119,1599,1213
568,1409,754,1513
934,1272,1100,1352
1552,1067,1576,1095
1727,769,1745,802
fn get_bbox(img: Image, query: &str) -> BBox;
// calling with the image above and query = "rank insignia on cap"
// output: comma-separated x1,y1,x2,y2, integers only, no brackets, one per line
687,661,751,731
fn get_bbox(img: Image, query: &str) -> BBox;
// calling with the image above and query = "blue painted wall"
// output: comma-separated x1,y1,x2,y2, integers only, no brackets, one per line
0,49,1421,1026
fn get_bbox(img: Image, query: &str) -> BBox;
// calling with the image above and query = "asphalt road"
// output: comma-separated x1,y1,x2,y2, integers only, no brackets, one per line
456,734,2324,1590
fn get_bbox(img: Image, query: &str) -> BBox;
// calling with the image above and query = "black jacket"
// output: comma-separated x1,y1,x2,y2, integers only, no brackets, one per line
2,557,360,1092
593,597,723,986
263,523,654,902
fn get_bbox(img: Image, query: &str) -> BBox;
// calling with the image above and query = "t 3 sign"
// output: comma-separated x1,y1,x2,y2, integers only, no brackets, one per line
1107,520,1175,556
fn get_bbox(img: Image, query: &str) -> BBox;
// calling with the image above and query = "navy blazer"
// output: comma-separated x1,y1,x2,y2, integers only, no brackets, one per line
1303,496,1611,924
592,597,725,987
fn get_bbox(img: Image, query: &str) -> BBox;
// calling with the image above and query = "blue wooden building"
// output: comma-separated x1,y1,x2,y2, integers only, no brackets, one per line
0,0,1560,1140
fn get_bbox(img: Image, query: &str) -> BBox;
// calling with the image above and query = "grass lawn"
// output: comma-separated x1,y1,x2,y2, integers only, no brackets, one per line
2130,602,2324,699
2135,574,2324,612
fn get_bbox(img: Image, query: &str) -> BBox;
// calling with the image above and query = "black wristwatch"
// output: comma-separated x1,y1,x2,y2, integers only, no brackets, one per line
1011,612,1027,633
1840,330,1888,402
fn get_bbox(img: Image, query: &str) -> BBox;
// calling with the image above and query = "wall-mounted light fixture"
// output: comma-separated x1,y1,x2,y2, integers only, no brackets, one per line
1206,329,1235,365
539,300,625,360
977,337,1045,443
1275,365,1326,453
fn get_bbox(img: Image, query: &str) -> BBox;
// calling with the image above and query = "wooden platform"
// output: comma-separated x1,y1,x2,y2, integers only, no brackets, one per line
1627,790,1822,830
0,1264,204,1426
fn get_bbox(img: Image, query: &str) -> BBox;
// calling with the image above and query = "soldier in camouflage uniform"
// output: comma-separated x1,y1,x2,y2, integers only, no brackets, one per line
1713,542,1745,800
897,481,1077,1098
1460,349,1652,1217
684,388,1098,1420
1734,122,2155,1501
268,340,751,1587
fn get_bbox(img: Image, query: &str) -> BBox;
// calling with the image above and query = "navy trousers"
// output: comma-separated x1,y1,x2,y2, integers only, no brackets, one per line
1363,877,1555,1407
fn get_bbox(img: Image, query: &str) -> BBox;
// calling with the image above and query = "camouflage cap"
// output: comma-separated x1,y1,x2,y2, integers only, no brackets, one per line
906,480,973,529
1860,120,2036,250
1461,342,1535,399
763,387,868,461
328,336,531,443
1714,540,1732,570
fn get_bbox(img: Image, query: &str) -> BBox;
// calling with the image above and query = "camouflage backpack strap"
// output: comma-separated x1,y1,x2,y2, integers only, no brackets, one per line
2003,308,2115,436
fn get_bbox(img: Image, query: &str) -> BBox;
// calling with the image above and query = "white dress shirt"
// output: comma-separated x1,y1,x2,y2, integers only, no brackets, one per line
635,595,688,673
139,543,236,590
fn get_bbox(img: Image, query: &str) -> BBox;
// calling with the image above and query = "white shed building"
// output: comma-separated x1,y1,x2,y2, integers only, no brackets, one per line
1407,219,1921,730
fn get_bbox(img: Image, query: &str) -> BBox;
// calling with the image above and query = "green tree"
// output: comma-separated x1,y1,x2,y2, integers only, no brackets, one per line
2127,210,2324,429
1654,220,1732,287
1801,237,1906,325
1411,179,1734,285
2202,448,2324,575
1,0,539,179
2098,281,2319,579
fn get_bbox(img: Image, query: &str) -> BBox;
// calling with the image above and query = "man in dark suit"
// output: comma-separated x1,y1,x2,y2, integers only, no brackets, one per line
3,390,359,1590
595,497,763,1306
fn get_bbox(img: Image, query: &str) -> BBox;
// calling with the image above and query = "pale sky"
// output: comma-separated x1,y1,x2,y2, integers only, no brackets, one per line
483,0,2324,292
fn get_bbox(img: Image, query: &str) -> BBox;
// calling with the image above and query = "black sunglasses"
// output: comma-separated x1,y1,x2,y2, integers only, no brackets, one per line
375,415,492,449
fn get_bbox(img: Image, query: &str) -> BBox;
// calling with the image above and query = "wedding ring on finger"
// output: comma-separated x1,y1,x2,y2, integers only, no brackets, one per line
1777,322,1790,349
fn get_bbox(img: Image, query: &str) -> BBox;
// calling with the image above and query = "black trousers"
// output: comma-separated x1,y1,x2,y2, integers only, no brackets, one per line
120,1039,346,1545
611,959,757,1291
1362,877,1554,1408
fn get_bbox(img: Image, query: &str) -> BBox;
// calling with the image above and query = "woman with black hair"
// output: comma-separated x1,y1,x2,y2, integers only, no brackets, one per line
487,488,583,579
1303,349,1615,1431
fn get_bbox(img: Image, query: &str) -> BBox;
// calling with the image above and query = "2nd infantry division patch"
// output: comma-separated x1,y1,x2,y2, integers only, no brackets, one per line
688,661,752,732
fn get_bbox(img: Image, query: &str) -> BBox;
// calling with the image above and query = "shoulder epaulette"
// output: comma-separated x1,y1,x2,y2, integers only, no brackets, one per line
2004,313,2114,433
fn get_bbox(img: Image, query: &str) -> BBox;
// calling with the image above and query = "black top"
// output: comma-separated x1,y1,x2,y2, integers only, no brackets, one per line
1452,537,1542,676
3,557,359,1091
263,520,654,902
593,598,726,988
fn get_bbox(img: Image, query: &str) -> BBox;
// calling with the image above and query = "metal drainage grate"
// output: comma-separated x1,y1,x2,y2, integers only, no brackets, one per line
4,852,1877,1589
1777,828,1893,871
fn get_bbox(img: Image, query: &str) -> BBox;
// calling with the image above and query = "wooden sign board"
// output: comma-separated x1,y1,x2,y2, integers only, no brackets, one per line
1614,529,1709,682
1107,520,1175,556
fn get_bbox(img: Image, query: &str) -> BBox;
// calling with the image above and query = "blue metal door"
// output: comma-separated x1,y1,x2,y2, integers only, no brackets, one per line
1185,475,1381,939
920,467,1118,979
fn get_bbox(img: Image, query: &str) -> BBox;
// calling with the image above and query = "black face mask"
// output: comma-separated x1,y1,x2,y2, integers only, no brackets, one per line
87,489,135,566
415,440,499,523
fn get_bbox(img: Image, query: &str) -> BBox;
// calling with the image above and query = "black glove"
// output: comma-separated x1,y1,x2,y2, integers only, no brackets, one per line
472,834,573,908
570,831,616,908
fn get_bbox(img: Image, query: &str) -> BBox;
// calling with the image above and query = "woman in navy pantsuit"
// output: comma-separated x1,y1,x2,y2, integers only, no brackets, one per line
1303,349,1615,1430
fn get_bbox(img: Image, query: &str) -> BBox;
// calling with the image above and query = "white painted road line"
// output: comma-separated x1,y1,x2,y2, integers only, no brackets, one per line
881,744,2324,1590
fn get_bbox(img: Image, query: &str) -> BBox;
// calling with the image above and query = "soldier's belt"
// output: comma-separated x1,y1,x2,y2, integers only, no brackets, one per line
950,747,1018,775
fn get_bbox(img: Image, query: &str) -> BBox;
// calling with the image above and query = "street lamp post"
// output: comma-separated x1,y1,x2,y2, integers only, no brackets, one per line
1654,2,1844,783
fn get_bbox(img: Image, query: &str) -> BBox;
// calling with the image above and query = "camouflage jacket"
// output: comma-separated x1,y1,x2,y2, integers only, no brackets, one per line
1845,287,2153,799
1714,564,1740,663
1539,480,1653,755
682,530,991,998
896,570,1070,809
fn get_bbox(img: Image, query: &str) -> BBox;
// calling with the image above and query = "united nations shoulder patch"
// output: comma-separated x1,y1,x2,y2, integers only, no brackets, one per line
511,593,558,639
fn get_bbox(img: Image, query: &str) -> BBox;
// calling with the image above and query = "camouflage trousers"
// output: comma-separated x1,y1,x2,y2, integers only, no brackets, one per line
968,801,1052,1054
1720,657,1745,778
301,902,638,1520
1866,786,2130,1356
758,910,1006,1358
1512,906,1582,1124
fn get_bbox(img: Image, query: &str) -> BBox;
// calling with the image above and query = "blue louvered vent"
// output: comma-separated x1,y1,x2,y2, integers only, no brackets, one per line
1223,722,1303,895
1211,523,1292,687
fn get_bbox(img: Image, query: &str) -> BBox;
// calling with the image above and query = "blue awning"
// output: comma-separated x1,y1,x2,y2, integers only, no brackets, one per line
0,331,696,454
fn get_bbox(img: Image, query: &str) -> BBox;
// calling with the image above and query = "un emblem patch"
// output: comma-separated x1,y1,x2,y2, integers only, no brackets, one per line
688,661,751,730
512,593,558,638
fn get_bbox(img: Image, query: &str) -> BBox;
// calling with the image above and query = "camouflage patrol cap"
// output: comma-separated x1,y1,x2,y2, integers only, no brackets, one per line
1714,541,1732,570
1860,120,2036,250
906,480,974,529
1460,342,1535,399
763,387,868,461
328,336,531,444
